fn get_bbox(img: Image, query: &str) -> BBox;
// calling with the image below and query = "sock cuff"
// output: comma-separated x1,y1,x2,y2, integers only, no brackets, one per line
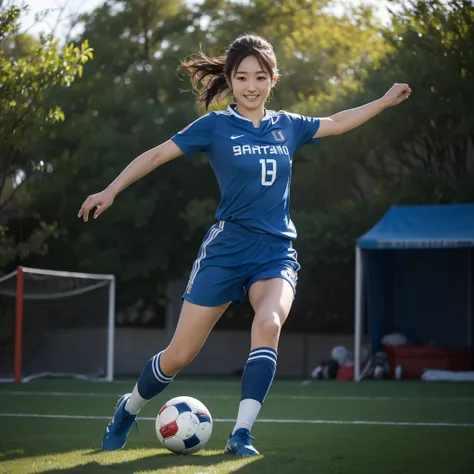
247,347,277,366
151,352,174,383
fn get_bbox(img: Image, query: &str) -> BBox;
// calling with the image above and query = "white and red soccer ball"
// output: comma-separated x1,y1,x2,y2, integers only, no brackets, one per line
155,396,213,454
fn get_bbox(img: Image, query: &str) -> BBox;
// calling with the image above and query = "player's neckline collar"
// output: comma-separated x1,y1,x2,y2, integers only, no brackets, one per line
227,104,271,123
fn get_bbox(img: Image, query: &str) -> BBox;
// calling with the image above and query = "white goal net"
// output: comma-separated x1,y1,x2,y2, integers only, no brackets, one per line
0,267,115,383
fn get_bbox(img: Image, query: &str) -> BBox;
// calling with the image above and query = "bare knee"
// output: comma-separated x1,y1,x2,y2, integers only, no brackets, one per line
252,312,283,342
160,347,197,375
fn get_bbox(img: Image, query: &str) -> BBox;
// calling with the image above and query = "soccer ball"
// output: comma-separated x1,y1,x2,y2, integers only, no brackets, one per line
155,396,213,454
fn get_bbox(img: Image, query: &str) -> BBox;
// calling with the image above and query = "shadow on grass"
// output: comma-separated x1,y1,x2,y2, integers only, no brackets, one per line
0,444,307,474
0,439,304,474
0,424,268,473
36,451,262,473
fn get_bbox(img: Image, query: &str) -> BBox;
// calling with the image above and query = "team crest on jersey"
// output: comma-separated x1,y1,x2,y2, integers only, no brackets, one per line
271,130,285,142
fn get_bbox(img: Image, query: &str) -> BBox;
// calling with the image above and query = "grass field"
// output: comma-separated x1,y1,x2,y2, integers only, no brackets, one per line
1,378,474,474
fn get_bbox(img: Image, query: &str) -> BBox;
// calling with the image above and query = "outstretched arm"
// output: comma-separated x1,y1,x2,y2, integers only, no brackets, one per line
314,83,412,138
78,139,183,222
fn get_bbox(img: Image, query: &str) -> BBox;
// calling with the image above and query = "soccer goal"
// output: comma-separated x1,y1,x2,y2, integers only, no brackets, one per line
0,266,115,383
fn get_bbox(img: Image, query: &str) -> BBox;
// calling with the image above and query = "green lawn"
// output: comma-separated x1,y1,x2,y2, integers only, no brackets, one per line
1,379,473,473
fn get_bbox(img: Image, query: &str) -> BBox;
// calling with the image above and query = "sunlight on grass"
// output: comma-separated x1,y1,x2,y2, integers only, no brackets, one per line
0,448,261,474
0,449,24,459
136,455,260,474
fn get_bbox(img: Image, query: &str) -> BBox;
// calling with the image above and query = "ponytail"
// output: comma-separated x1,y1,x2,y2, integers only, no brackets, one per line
178,51,230,110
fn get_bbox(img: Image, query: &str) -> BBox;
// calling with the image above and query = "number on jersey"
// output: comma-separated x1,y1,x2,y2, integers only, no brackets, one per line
259,159,277,186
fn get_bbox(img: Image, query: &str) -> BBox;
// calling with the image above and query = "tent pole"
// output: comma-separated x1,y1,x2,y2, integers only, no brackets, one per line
468,249,472,348
354,247,363,381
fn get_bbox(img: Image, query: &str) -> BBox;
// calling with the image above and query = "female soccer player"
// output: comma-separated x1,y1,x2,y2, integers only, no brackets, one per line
78,34,411,456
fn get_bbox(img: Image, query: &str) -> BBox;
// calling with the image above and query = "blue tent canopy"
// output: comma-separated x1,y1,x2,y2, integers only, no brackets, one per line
358,204,474,249
354,204,474,380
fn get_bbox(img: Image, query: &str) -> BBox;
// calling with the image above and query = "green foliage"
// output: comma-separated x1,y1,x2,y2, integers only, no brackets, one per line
0,5,93,272
0,221,59,269
0,4,19,37
0,13,93,155
295,199,387,265
312,0,474,199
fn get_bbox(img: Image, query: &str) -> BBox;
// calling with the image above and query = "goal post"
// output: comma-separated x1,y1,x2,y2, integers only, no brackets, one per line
0,266,115,383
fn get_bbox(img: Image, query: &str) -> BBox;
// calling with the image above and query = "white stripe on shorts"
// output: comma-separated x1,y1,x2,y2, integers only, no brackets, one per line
186,221,225,294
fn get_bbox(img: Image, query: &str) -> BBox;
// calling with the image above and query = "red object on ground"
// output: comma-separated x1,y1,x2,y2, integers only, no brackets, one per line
336,363,354,381
384,345,472,379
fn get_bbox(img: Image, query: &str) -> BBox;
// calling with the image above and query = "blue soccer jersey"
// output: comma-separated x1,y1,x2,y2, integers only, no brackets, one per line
171,104,320,240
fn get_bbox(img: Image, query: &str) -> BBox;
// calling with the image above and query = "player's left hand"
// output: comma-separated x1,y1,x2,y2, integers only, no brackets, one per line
381,83,412,107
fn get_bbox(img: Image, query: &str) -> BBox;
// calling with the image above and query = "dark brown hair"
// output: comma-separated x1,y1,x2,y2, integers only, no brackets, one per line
178,34,278,110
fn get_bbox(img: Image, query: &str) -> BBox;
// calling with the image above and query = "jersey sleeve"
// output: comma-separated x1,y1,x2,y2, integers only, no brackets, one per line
170,113,216,157
286,113,321,149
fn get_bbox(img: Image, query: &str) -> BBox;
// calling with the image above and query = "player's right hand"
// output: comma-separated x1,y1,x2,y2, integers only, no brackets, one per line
78,188,115,222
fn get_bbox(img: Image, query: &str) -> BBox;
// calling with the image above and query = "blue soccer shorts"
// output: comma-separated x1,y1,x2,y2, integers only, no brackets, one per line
182,220,300,307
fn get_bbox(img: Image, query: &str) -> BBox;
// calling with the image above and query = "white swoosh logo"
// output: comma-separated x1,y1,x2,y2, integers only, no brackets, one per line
231,134,244,139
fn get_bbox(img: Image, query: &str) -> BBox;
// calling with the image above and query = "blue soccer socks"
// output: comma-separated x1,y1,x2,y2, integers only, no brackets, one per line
231,347,277,435
134,351,174,403
102,351,174,450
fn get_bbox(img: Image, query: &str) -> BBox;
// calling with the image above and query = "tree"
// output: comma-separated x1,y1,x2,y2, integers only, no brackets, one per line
314,0,474,202
0,5,93,271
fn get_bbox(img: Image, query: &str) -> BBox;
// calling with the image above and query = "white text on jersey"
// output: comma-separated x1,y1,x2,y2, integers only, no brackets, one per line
233,145,290,157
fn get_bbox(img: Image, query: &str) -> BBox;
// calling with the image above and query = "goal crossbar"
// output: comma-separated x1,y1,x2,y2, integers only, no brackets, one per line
0,268,115,284
17,267,115,280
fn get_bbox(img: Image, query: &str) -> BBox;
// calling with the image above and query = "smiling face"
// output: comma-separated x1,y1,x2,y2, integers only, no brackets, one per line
230,55,275,115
